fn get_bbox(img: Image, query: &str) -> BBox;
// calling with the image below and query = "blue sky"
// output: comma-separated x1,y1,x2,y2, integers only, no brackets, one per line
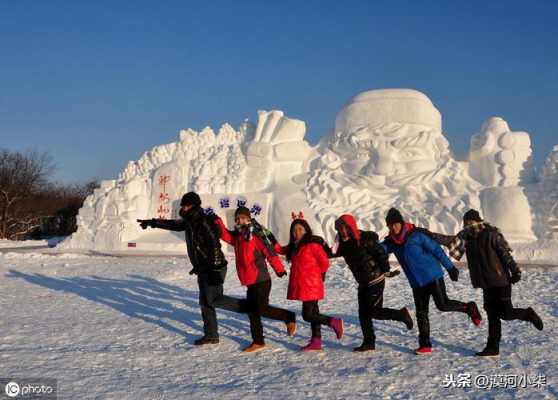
1,0,556,183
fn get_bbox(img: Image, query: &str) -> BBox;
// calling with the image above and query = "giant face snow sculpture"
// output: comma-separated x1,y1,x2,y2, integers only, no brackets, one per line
331,89,448,184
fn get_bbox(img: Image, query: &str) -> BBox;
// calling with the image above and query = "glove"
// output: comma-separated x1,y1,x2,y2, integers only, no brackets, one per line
385,270,400,278
448,267,459,282
137,219,153,230
276,271,287,278
321,272,326,281
510,270,521,284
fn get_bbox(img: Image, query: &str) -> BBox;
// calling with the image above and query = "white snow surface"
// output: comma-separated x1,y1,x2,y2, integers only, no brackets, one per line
1,251,555,399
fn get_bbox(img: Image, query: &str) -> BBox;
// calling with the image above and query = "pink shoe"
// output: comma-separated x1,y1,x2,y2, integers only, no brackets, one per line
301,337,322,352
330,318,344,340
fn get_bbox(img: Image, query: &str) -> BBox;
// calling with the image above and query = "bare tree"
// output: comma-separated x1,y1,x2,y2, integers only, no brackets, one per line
0,149,55,239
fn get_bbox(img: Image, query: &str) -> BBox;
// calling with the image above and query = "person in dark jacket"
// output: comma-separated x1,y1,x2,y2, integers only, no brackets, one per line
332,214,413,352
446,209,544,357
216,206,296,353
382,208,482,355
137,192,245,346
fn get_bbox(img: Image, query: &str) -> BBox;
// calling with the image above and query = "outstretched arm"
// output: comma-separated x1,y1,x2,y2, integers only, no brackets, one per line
199,218,226,268
314,244,330,273
381,239,394,255
138,218,186,232
491,231,520,278
213,216,235,246
255,236,286,275
367,241,391,273
420,233,455,272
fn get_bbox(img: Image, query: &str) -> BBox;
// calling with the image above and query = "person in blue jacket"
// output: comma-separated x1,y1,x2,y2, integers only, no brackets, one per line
382,208,482,355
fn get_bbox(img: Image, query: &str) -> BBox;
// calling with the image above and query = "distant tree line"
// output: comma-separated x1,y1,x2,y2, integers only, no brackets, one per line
0,148,98,240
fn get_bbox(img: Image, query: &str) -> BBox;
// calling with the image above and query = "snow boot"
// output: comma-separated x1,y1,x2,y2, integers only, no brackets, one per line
415,346,433,355
467,302,482,327
401,307,414,330
194,336,219,346
475,338,499,357
353,342,375,352
475,347,500,357
242,342,266,353
330,318,344,340
527,307,543,331
286,320,297,337
301,337,322,352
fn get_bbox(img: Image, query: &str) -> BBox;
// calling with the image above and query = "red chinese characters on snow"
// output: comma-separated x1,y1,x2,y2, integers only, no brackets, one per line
157,175,171,219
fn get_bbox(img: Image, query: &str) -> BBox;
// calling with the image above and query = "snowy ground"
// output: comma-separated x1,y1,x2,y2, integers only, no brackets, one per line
0,237,65,249
0,250,556,400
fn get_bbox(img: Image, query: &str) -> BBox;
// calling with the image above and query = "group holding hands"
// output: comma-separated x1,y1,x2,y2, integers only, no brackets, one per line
138,192,544,358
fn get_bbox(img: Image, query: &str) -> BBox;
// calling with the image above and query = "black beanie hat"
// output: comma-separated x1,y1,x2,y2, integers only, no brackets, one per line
385,208,404,225
180,192,201,207
463,209,483,223
234,206,251,219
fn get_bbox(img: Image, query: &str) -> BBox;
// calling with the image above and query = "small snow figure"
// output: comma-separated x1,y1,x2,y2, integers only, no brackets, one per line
219,197,230,209
236,197,247,207
204,207,215,216
250,203,262,216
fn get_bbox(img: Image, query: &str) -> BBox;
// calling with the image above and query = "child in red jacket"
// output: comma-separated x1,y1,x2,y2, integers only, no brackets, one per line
276,217,343,352
217,207,296,353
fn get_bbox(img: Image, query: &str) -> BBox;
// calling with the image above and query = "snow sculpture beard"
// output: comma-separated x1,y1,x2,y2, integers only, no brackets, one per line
306,123,481,241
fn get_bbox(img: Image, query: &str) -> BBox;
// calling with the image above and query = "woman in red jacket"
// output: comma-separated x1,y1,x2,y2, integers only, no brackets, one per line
217,207,297,353
277,217,344,352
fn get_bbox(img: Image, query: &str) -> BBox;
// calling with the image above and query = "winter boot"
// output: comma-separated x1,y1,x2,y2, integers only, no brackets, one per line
330,318,344,340
467,302,482,327
475,338,499,357
353,341,375,352
527,307,543,331
194,336,219,346
401,307,414,330
301,337,322,352
475,347,500,357
286,320,297,337
242,342,266,353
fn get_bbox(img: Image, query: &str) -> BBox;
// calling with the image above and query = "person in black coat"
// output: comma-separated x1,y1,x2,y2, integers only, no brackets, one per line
447,209,544,357
138,192,245,346
331,214,413,352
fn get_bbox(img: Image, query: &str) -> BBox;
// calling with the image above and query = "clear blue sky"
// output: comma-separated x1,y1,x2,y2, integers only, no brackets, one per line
1,0,556,183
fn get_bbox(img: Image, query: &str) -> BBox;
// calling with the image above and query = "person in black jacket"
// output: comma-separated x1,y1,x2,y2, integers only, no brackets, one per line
138,192,246,346
331,214,413,352
447,209,544,357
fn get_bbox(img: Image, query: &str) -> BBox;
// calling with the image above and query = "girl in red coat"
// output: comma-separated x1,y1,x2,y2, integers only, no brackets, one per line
217,207,297,353
277,217,344,352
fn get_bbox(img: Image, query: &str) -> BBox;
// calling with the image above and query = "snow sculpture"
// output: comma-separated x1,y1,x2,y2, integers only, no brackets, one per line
539,145,558,238
62,112,311,251
62,88,555,253
469,117,537,242
306,89,481,240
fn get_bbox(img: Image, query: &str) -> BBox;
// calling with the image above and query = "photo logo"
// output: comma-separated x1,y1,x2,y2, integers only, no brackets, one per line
5,382,20,398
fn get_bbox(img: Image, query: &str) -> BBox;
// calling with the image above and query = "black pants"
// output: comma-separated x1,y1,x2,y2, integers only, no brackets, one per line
197,272,246,339
483,285,530,349
412,278,469,347
301,301,332,339
358,280,407,344
247,280,296,345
